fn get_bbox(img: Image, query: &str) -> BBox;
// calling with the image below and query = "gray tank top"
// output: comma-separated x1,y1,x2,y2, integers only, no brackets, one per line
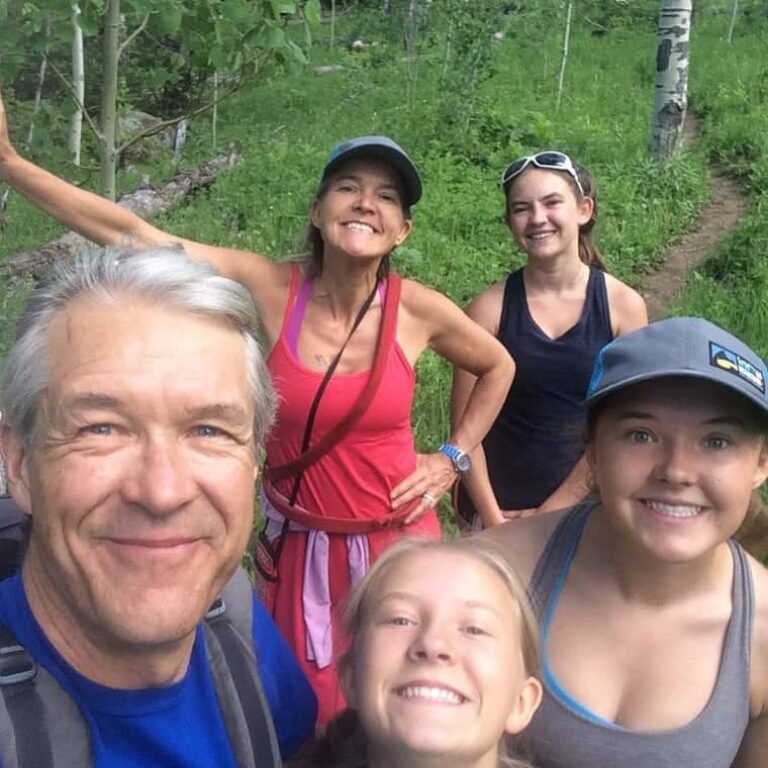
526,502,753,768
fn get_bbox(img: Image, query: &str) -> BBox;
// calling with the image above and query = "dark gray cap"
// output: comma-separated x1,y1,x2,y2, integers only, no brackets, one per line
321,135,422,207
586,317,768,415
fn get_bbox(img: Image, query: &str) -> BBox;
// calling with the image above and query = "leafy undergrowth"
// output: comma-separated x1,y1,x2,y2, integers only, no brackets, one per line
5,8,759,528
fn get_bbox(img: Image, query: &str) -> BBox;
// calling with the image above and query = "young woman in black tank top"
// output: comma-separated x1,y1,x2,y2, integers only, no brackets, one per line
483,318,768,768
452,153,648,528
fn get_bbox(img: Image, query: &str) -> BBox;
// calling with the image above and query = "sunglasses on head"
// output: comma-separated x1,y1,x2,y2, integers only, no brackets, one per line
501,151,584,197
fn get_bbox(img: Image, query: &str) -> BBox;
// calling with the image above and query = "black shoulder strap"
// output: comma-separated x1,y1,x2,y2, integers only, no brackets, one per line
0,496,29,581
0,624,52,768
0,624,91,768
204,568,282,768
0,568,277,768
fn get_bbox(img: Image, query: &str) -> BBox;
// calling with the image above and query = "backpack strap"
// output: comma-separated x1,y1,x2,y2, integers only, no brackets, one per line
0,568,275,768
204,568,282,768
0,624,91,768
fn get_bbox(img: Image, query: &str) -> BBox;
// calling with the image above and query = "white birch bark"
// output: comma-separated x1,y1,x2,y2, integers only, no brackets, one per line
69,3,85,166
26,53,48,148
99,0,121,200
727,0,739,44
649,0,692,162
330,0,336,50
405,0,417,58
556,1,573,111
212,71,219,149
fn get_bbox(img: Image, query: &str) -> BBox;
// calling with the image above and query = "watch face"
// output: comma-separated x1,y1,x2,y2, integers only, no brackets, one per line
456,454,471,473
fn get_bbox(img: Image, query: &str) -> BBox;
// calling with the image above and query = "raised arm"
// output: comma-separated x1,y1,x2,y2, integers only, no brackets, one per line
0,89,286,315
392,280,514,522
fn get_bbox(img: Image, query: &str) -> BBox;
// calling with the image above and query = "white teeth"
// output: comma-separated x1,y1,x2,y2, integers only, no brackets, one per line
645,500,702,518
398,686,463,704
529,232,554,240
346,222,374,234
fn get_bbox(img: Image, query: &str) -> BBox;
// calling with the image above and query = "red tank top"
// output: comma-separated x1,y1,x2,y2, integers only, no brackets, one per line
265,267,417,521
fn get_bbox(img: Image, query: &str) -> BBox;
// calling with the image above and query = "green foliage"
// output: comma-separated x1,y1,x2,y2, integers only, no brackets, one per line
2,6,766,519
672,18,768,356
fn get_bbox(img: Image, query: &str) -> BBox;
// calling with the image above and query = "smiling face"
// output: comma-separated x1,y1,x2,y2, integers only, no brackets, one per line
344,549,541,767
588,378,768,562
1,295,257,675
311,158,413,263
506,167,593,263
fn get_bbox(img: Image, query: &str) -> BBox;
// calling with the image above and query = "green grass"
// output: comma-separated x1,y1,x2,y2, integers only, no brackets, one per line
669,20,768,357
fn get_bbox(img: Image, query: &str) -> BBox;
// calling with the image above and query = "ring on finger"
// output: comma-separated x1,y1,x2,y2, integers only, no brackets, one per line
421,492,436,505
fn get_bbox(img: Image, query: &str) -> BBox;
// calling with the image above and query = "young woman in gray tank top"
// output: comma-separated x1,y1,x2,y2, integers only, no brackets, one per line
483,317,768,768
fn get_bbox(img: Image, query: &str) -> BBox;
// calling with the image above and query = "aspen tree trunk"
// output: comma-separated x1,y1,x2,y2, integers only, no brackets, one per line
649,0,692,162
556,0,573,110
69,3,85,166
212,71,219,149
26,40,49,147
330,0,336,49
99,0,120,200
404,0,417,57
727,0,738,44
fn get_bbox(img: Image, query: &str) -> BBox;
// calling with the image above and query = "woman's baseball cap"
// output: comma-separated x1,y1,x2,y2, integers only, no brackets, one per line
586,317,768,415
321,136,422,208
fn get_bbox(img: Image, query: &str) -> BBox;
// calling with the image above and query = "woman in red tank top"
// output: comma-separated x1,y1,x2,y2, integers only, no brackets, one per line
0,97,515,726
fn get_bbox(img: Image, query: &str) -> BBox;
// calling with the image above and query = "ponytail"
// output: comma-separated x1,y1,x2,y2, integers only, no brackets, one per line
573,162,607,272
735,489,768,559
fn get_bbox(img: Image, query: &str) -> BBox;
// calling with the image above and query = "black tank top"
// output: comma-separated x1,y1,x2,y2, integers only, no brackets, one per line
483,267,612,510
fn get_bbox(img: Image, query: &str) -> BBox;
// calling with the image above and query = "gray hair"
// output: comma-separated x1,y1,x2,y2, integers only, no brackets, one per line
0,246,275,448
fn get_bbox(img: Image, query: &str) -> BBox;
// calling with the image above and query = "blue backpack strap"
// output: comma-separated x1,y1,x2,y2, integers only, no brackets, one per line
204,568,282,768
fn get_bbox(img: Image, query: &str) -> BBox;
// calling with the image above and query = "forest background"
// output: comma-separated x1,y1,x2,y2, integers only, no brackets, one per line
1,0,767,523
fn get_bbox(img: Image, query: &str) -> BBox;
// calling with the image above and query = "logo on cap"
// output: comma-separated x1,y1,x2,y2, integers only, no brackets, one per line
709,342,765,393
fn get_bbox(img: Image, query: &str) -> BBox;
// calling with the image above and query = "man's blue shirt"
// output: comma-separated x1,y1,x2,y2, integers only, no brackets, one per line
0,573,317,766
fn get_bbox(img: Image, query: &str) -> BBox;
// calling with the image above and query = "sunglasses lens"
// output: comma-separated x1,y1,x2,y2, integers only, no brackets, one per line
534,151,569,167
502,158,530,187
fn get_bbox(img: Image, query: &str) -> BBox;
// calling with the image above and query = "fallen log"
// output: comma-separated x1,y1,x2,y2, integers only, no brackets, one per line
1,141,242,280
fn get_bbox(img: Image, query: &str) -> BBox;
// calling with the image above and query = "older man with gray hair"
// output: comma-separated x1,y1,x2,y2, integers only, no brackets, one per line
0,246,316,767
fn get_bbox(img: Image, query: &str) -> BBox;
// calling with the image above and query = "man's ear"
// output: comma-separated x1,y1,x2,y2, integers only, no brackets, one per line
0,424,33,514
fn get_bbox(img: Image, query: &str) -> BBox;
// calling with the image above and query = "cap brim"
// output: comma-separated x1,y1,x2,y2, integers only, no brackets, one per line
586,369,768,416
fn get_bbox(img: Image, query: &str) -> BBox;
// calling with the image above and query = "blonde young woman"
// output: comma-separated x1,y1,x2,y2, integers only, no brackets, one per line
0,92,514,724
485,318,768,768
452,152,647,528
303,538,543,768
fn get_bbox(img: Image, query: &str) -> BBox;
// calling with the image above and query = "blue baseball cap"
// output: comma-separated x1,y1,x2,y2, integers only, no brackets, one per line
321,135,422,208
586,317,768,415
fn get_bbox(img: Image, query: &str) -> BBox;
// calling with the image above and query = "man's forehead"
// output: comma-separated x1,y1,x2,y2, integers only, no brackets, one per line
45,296,252,405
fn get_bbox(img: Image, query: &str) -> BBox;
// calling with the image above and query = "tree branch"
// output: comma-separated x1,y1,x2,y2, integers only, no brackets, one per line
116,53,269,154
118,14,150,60
47,59,102,143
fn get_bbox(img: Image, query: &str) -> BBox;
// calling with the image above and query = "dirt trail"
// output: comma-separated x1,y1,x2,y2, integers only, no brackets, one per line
639,113,748,320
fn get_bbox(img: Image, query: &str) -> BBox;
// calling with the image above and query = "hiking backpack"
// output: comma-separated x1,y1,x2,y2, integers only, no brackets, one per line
0,493,282,768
